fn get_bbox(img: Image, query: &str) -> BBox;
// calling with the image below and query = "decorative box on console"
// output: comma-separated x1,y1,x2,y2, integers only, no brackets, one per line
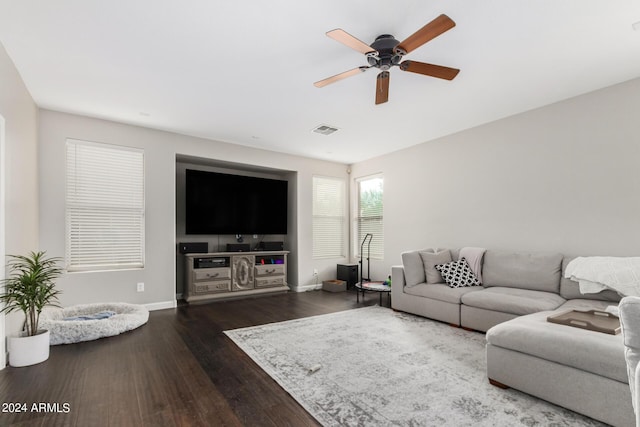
322,279,346,292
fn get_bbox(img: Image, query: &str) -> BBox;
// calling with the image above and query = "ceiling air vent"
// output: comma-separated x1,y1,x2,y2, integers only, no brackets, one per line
312,124,339,135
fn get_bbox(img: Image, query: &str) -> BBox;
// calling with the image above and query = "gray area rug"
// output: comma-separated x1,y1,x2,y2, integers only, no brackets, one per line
224,306,604,426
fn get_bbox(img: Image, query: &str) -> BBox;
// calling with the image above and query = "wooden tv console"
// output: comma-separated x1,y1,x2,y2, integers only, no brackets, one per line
184,251,289,303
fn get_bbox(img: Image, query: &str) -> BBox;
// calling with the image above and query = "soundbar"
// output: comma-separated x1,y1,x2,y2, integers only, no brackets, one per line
226,243,251,252
260,241,284,251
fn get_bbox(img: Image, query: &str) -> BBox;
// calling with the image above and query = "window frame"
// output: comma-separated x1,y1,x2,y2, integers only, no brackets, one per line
65,139,145,272
353,173,384,260
312,175,346,259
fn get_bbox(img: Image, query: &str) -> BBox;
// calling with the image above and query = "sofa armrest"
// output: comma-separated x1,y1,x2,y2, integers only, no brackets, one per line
391,265,405,302
635,362,640,427
620,296,640,424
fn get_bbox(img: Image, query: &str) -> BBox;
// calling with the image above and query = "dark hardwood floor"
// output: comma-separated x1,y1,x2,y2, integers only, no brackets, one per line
0,290,378,427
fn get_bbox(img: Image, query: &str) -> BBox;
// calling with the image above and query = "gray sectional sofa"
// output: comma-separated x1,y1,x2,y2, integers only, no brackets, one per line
390,248,634,427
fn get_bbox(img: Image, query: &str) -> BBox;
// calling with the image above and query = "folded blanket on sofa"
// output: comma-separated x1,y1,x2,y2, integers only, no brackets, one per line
459,247,486,283
565,256,640,297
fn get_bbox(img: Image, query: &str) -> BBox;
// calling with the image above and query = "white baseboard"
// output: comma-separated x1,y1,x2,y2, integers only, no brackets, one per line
294,284,323,292
144,300,177,311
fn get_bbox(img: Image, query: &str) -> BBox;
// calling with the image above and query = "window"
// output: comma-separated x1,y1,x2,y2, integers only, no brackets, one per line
66,139,144,272
312,176,346,258
354,175,384,259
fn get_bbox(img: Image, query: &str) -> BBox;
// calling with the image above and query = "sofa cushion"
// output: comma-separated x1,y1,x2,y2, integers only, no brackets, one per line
559,255,621,302
461,287,566,316
435,258,480,288
482,250,562,293
619,297,640,402
557,299,614,312
404,283,482,304
420,249,452,284
486,311,627,383
435,247,460,261
402,249,432,287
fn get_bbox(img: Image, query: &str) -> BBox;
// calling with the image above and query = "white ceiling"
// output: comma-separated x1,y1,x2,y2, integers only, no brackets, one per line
1,1,640,164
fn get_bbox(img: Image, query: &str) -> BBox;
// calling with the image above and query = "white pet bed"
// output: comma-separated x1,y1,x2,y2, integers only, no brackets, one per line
40,302,149,345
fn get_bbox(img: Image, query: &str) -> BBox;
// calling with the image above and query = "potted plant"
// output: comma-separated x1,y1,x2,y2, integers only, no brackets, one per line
0,251,63,367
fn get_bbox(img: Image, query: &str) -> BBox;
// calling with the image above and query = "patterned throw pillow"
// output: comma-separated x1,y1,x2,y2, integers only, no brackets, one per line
434,258,481,288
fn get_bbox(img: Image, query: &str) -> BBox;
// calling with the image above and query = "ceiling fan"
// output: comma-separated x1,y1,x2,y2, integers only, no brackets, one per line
314,14,460,105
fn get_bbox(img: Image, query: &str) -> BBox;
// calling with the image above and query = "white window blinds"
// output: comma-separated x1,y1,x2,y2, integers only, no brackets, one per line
355,175,384,259
66,139,145,272
312,176,345,258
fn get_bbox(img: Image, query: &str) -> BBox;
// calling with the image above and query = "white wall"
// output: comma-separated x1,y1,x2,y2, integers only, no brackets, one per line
350,77,640,281
38,109,350,309
0,114,4,366
0,42,40,362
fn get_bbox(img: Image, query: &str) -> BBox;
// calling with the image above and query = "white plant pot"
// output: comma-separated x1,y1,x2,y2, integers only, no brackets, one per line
8,330,50,367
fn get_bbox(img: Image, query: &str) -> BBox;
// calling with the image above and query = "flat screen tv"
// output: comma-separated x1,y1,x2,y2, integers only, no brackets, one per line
185,169,288,235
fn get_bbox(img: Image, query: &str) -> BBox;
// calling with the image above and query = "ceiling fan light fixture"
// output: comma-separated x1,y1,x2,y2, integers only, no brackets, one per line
315,14,458,104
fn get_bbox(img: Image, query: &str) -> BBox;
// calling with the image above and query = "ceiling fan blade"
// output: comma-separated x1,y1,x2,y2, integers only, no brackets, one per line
326,29,376,55
375,71,390,105
314,67,368,88
395,14,456,55
400,60,460,80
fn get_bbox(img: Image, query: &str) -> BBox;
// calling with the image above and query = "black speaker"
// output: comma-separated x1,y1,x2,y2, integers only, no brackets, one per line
261,241,284,251
227,243,251,252
178,242,208,254
337,263,359,290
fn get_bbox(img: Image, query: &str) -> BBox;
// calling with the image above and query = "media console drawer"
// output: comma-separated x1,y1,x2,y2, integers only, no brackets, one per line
255,276,286,288
255,264,285,277
194,268,231,281
194,280,232,294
